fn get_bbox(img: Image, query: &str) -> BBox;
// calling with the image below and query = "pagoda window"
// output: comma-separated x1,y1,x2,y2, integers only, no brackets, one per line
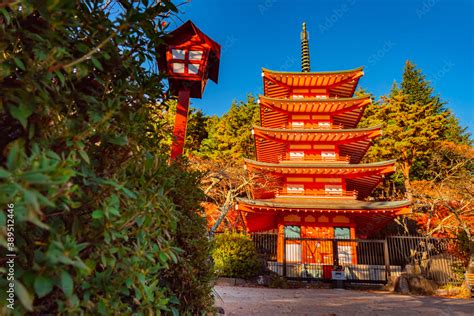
325,184,342,195
317,122,331,129
289,151,305,160
321,151,336,160
286,184,304,194
315,95,327,99
284,225,301,238
291,121,305,129
292,95,304,99
334,227,351,239
335,227,352,263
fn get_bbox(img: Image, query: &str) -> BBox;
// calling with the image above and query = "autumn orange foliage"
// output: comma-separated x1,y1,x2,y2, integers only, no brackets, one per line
201,202,245,232
411,142,473,239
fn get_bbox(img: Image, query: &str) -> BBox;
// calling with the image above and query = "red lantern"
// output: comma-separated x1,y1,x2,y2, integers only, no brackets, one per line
157,21,221,160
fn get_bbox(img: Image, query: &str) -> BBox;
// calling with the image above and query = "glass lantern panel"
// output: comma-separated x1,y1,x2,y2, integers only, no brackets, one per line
172,62,185,74
171,49,185,60
189,50,203,60
188,63,200,75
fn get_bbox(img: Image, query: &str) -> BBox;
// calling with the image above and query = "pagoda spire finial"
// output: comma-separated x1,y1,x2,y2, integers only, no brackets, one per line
300,22,310,72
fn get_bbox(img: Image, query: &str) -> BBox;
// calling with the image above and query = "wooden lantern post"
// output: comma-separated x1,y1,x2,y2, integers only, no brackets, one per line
157,20,221,160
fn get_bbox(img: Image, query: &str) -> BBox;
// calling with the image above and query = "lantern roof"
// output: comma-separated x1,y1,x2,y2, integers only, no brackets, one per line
158,20,220,83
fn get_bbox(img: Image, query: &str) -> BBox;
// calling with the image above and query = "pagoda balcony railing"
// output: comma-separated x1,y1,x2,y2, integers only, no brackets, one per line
280,154,350,164
284,123,344,130
276,189,358,199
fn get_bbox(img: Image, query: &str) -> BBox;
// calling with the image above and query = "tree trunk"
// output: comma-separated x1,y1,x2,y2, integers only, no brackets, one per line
401,160,413,201
209,191,233,235
469,238,474,274
210,204,230,234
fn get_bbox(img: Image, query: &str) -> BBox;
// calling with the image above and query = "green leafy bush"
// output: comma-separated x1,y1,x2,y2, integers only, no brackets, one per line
0,1,213,314
212,233,261,278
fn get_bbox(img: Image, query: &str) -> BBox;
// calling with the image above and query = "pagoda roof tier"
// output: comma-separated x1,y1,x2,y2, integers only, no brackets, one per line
244,159,395,175
259,94,371,114
254,125,381,143
236,197,411,233
260,98,369,129
236,197,410,212
254,125,382,164
262,67,364,99
244,159,396,199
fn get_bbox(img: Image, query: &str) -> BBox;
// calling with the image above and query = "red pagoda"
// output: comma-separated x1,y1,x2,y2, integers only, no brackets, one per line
236,23,410,263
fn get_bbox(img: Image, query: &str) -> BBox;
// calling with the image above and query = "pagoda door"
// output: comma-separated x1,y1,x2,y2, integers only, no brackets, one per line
303,227,333,264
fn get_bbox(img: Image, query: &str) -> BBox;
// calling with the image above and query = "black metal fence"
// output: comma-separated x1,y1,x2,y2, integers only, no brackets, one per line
386,236,465,285
248,232,466,285
274,238,392,283
250,230,278,261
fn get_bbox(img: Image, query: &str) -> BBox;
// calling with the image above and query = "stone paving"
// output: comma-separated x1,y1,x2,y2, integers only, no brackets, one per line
214,285,474,316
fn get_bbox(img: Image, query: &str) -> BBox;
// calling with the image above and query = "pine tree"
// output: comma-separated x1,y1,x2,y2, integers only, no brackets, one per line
401,61,442,109
186,108,209,153
378,89,448,199
402,60,471,144
360,61,471,200
198,94,260,163
389,80,399,98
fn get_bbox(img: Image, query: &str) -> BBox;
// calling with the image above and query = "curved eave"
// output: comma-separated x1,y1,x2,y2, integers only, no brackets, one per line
262,67,364,99
244,158,396,175
253,126,382,164
236,197,411,214
253,125,382,142
262,66,364,76
259,94,372,114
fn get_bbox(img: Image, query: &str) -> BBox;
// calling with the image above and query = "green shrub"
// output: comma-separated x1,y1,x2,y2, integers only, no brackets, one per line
0,1,213,314
212,233,261,278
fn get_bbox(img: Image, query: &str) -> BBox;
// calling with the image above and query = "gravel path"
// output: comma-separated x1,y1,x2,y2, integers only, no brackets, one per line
215,285,474,316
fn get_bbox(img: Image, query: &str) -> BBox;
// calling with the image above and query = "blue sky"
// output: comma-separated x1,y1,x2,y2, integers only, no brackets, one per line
171,0,473,135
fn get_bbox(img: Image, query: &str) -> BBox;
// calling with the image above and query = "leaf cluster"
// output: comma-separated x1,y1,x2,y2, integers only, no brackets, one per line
0,1,213,314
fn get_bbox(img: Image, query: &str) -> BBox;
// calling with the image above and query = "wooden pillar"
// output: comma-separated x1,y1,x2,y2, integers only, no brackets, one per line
350,226,357,264
170,89,191,160
277,223,284,262
283,229,287,277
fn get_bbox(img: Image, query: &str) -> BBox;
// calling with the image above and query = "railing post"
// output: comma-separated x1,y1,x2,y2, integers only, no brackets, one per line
283,233,287,277
384,238,391,282
333,239,339,267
